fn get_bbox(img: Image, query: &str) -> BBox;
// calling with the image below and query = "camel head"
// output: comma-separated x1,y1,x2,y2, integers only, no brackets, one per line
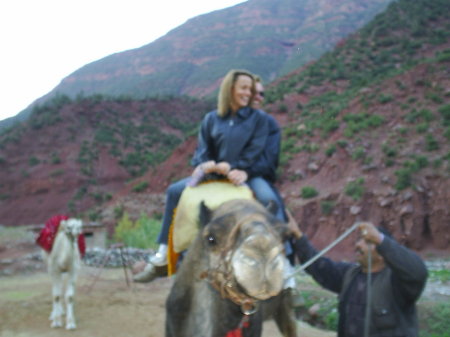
199,199,287,305
60,218,83,241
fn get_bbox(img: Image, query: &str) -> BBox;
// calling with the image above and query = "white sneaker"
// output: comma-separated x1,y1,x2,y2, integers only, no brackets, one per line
149,244,168,266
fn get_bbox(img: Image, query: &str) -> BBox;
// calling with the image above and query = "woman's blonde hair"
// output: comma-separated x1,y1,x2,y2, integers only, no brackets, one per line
217,69,255,117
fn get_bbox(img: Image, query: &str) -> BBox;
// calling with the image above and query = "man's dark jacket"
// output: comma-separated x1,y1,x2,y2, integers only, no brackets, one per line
293,235,428,336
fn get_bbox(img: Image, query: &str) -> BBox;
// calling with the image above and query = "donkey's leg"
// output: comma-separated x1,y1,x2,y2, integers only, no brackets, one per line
65,270,77,330
50,272,63,328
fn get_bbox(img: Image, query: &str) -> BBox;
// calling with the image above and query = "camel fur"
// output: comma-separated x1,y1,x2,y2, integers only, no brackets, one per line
165,199,297,337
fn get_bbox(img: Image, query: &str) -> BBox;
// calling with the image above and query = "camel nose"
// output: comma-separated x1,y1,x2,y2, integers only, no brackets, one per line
231,233,285,300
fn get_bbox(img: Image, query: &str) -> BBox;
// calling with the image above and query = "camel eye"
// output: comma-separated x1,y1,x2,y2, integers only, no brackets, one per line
206,235,217,246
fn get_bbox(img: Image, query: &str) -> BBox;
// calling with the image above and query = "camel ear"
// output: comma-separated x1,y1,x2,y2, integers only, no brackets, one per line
199,201,213,228
266,200,279,216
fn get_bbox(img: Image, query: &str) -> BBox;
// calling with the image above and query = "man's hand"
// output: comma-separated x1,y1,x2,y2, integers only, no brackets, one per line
227,169,248,185
358,222,383,245
286,210,303,240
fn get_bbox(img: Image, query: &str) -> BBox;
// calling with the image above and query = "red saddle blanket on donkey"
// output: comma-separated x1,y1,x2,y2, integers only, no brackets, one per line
36,214,86,258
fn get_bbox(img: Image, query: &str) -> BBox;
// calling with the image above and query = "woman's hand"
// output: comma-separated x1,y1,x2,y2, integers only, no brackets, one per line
227,169,248,185
215,162,231,176
192,160,216,176
201,160,217,174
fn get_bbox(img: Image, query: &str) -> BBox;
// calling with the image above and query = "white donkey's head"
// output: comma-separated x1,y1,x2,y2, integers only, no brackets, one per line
60,218,83,240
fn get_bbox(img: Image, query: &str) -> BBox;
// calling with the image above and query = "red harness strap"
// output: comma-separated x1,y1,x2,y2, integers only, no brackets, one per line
225,316,250,337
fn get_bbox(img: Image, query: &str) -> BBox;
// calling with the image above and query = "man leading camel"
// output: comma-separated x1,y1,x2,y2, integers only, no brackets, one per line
287,212,428,337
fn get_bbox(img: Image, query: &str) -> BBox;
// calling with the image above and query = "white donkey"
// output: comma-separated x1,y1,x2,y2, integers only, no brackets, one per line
42,218,83,330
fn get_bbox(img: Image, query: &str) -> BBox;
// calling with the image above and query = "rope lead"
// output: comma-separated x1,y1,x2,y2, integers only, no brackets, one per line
286,221,362,278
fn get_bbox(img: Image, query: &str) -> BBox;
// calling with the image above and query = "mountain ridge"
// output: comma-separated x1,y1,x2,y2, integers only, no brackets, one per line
0,0,449,258
0,0,393,130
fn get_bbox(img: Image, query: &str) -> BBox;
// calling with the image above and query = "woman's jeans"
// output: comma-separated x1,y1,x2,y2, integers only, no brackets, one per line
156,176,287,245
247,177,287,222
156,177,190,244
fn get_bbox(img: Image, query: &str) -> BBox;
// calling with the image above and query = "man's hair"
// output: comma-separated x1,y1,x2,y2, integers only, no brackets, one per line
217,69,255,117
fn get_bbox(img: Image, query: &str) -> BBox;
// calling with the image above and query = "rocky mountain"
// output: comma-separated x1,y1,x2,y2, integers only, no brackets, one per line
0,0,449,258
0,0,393,131
0,95,213,226
265,0,450,257
108,0,450,258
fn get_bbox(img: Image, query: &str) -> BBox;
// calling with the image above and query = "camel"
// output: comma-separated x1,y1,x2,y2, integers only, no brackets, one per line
165,198,297,337
40,217,83,330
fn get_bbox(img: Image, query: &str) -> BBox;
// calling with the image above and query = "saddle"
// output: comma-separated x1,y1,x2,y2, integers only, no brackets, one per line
168,178,253,275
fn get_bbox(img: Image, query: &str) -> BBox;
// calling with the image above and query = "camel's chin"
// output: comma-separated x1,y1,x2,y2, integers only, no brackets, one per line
235,272,284,300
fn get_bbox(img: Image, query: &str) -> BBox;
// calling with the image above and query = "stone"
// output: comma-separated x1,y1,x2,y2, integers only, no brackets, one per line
350,206,361,215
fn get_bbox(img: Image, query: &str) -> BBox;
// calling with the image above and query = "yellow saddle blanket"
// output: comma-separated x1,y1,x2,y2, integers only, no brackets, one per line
171,180,254,254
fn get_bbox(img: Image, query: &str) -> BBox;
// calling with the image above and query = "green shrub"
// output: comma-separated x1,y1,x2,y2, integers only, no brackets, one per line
425,134,439,151
49,169,65,177
444,127,450,141
413,155,429,170
114,212,159,250
385,158,395,167
351,147,366,161
343,113,384,137
321,118,340,136
429,269,450,283
436,48,450,62
378,93,393,104
301,186,319,199
397,127,408,135
344,178,365,200
337,140,348,148
302,143,320,153
114,205,124,219
325,144,337,157
394,168,412,190
320,200,335,215
416,122,429,133
279,103,288,113
50,152,61,164
419,302,450,337
439,104,450,126
426,92,444,104
405,108,434,123
28,156,40,166
132,181,149,193
382,143,397,157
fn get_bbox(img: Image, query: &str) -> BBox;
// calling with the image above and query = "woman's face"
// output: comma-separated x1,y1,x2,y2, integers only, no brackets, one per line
230,74,253,112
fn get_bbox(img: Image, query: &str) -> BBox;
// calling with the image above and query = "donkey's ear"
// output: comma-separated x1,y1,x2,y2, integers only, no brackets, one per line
199,201,213,227
266,200,279,216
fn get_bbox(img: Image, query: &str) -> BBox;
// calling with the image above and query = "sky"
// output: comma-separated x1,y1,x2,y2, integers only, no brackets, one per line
0,0,246,122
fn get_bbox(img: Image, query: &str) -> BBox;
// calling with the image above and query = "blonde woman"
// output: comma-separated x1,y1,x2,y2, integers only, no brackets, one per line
148,69,283,268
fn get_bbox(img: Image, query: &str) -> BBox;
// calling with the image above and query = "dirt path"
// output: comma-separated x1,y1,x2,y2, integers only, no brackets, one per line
0,265,335,337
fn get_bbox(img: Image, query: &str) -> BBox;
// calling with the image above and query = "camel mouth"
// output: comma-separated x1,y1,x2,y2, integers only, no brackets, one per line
231,240,285,300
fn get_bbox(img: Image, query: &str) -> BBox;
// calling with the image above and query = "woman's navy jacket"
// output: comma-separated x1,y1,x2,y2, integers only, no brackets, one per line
191,107,270,176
